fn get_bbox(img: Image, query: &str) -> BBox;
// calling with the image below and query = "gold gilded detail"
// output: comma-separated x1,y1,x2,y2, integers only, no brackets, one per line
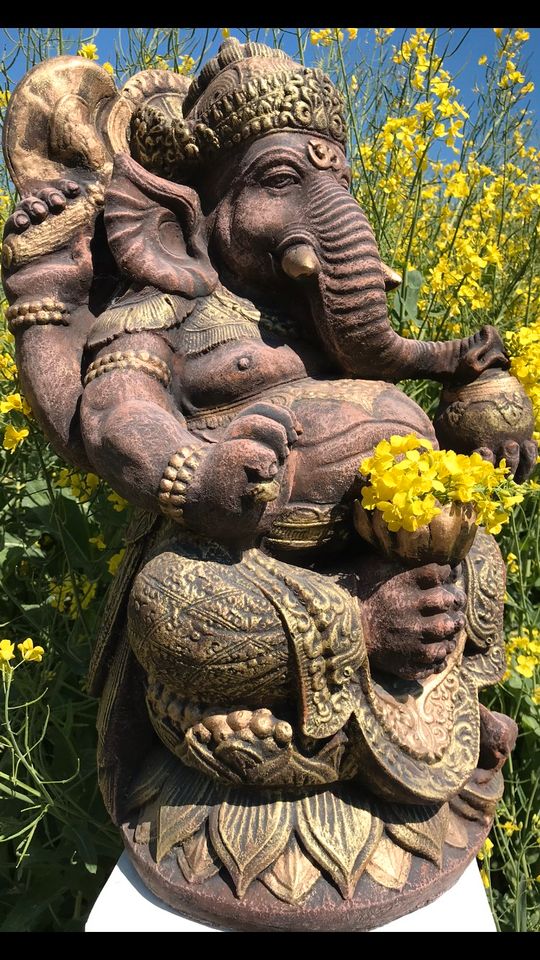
126,744,488,900
2,186,104,268
367,637,465,764
383,802,450,868
186,377,380,432
6,299,69,331
266,503,350,551
130,67,346,178
177,827,220,884
307,137,345,171
87,289,188,349
296,788,382,899
463,529,505,653
261,836,320,904
241,549,367,740
209,792,292,898
157,446,206,522
365,834,412,891
84,350,171,388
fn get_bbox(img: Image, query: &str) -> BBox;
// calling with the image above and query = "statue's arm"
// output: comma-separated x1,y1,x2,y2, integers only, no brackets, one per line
2,184,107,471
80,331,300,543
80,331,203,513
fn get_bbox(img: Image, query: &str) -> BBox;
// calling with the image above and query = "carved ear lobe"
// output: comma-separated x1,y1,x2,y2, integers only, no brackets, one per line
104,153,218,298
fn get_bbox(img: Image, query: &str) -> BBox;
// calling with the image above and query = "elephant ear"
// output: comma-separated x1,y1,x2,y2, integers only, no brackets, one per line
104,152,218,298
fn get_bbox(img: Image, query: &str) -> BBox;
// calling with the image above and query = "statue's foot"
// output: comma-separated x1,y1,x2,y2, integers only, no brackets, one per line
476,704,518,783
192,706,293,750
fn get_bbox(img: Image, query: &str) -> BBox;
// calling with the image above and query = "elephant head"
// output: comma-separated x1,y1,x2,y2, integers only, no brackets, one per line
104,37,509,386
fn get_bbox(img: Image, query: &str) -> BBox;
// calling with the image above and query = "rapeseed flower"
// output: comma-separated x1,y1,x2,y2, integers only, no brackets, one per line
78,42,98,60
360,434,527,535
3,424,29,451
17,638,45,662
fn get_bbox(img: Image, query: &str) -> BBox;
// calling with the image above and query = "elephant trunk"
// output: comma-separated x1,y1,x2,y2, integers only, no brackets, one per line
281,176,507,384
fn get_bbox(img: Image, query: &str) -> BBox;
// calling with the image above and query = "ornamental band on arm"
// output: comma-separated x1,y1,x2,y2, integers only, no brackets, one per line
2,35,535,931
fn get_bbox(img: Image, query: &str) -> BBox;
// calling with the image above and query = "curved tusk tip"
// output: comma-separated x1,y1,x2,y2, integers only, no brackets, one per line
280,243,320,280
381,261,402,291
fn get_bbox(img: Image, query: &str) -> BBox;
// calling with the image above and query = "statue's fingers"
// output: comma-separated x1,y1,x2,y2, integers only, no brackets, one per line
498,440,520,476
4,209,31,235
56,178,81,198
473,446,496,465
226,414,289,460
17,195,49,223
419,586,466,615
237,401,302,444
413,639,449,666
514,439,539,483
243,440,281,481
420,611,465,644
418,587,456,614
36,187,67,213
414,562,452,589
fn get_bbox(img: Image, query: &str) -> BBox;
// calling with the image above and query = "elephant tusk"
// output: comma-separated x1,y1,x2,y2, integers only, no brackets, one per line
381,261,402,291
280,243,321,280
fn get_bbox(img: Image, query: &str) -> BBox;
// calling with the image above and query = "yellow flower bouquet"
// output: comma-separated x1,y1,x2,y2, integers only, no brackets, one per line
354,434,526,565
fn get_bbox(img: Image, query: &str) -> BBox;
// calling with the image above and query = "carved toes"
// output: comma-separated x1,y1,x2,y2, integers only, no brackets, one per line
193,706,293,749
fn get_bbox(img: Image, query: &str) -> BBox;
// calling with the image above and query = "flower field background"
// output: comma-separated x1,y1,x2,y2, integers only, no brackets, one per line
0,27,538,931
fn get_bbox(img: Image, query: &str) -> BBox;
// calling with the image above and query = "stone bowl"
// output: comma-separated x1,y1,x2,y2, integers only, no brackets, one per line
353,499,478,567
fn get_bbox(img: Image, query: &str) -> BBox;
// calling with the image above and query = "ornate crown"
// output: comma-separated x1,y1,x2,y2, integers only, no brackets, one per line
130,37,346,180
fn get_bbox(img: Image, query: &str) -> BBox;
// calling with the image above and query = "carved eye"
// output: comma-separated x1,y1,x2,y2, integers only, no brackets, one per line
260,170,300,190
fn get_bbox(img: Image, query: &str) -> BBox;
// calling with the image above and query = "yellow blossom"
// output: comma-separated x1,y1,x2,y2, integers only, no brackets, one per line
49,574,97,618
514,30,529,42
493,28,503,38
89,534,106,551
55,469,99,504
177,55,195,76
477,837,493,860
506,552,519,574
107,490,128,512
78,42,98,60
478,55,487,66
0,353,17,380
17,638,45,662
0,392,32,415
0,89,10,108
515,654,536,679
221,28,230,39
347,28,358,41
102,62,114,75
3,424,29,451
107,548,126,576
499,820,522,836
359,434,527,536
0,639,15,665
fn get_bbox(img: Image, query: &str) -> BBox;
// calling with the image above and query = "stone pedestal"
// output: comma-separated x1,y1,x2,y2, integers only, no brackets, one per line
85,853,496,933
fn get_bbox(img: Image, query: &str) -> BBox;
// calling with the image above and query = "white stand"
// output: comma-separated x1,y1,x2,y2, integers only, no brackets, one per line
85,853,496,932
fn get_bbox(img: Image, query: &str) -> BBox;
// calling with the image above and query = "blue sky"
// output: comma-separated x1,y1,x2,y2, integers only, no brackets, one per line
2,26,538,139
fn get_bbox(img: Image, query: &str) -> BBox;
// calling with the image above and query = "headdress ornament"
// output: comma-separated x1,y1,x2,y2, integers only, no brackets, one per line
130,37,346,179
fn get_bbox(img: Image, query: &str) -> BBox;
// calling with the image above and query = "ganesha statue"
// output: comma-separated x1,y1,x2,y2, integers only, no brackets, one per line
2,39,536,930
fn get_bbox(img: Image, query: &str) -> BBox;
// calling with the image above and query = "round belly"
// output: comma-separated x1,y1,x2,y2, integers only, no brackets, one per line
263,378,437,506
178,338,317,412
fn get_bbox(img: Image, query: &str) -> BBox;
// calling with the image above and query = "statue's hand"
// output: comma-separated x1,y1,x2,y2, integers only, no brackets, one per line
183,402,302,544
360,561,467,681
454,325,510,382
473,438,538,483
4,180,81,236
